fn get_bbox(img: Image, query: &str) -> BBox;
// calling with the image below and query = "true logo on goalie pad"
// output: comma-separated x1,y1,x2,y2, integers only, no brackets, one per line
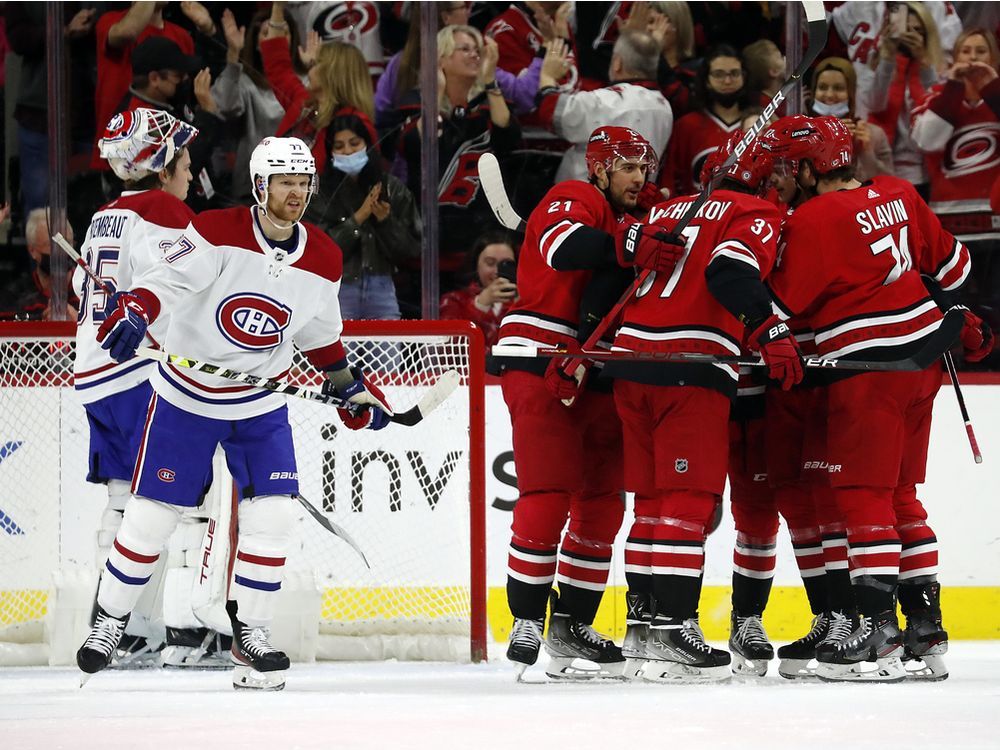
674,458,689,473
157,468,176,482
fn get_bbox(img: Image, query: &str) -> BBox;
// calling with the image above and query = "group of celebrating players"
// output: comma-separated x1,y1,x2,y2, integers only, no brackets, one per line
496,116,992,683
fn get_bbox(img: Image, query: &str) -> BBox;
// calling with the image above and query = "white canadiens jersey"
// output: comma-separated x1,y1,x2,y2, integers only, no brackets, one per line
74,190,194,404
132,206,345,420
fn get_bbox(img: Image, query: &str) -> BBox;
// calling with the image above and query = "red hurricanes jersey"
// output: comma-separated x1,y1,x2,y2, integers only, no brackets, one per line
657,111,740,198
497,181,623,350
768,175,971,360
613,189,781,386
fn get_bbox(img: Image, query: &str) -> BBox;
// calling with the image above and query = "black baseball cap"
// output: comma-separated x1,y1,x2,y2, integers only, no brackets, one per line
132,37,202,76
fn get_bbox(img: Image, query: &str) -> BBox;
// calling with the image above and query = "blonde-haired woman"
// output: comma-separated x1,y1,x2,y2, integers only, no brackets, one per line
865,1,945,192
629,1,698,117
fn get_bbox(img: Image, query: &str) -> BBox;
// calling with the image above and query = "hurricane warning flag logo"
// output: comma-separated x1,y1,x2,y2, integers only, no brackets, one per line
216,293,291,350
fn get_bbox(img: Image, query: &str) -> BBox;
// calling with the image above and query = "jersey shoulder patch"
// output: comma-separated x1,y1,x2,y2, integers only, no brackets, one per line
295,221,344,284
114,190,195,228
190,206,253,248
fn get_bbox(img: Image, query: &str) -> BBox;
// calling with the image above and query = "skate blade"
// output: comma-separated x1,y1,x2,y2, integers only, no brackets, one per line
232,665,286,691
902,654,949,681
162,646,232,671
623,657,648,681
730,653,770,678
816,657,906,683
642,661,731,684
777,658,820,680
545,656,627,681
79,672,96,688
513,662,530,682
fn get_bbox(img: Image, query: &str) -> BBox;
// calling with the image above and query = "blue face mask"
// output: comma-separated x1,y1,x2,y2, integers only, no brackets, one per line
811,99,850,118
332,149,369,176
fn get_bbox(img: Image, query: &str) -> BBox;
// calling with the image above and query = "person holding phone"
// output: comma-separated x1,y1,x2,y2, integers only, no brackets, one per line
440,230,518,347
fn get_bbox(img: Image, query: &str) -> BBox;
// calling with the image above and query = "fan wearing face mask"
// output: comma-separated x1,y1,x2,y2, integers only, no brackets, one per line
808,58,894,182
304,107,421,320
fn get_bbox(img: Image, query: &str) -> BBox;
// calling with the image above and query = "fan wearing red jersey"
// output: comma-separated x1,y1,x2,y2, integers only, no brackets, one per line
764,116,987,682
608,131,798,683
496,126,676,680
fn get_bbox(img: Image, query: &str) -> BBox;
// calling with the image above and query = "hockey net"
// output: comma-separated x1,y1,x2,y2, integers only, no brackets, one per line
0,320,486,665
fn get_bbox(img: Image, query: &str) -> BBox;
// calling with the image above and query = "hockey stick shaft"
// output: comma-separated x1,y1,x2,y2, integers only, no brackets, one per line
52,232,162,350
478,152,525,232
942,351,982,464
560,0,828,379
296,494,370,568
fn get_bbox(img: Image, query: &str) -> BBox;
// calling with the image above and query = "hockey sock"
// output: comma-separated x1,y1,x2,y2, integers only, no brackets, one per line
554,533,612,623
507,536,558,620
650,514,710,620
820,524,855,613
898,580,943,620
897,521,939,583
99,495,183,619
847,524,901,616
789,525,827,615
232,495,297,627
624,494,658,597
731,532,777,616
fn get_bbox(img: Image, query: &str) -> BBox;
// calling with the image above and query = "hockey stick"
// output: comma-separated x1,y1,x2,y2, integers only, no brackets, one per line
135,346,461,427
557,0,828,380
479,152,525,232
52,232,162,349
942,351,982,464
493,308,965,373
296,493,371,568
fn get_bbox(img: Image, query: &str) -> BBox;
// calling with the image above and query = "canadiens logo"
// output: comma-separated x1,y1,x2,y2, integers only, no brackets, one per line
675,458,689,474
157,468,176,482
943,122,1000,179
216,293,291,351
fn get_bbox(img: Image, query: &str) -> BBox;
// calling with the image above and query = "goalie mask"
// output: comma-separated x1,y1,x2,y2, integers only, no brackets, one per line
249,136,318,220
585,126,658,181
99,108,198,182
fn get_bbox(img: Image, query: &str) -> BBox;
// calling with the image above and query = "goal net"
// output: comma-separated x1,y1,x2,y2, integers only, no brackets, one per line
0,320,486,665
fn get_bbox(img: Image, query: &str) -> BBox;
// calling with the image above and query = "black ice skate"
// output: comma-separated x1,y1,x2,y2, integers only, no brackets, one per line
227,600,289,691
816,610,906,683
622,592,651,680
777,612,830,680
544,595,625,681
506,617,544,681
77,607,130,684
643,617,731,683
729,613,774,677
162,626,233,670
900,581,949,681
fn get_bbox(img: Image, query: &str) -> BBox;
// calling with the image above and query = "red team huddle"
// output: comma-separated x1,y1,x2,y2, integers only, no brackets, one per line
497,117,992,683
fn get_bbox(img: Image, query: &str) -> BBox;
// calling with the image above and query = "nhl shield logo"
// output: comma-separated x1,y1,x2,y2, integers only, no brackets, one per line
675,458,689,474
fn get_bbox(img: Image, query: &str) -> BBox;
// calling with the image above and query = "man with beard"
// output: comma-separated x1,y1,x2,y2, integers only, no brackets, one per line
658,44,752,198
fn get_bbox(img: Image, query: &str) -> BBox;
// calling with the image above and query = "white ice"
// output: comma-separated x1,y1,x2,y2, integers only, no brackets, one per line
2,642,998,750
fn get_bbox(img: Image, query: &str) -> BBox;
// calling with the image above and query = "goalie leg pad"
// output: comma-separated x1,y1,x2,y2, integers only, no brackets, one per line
232,494,298,627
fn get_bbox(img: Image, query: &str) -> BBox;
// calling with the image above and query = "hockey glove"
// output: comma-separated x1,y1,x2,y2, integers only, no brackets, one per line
621,223,685,275
748,314,804,391
326,367,393,431
635,182,665,213
97,291,152,363
544,356,590,404
954,306,995,363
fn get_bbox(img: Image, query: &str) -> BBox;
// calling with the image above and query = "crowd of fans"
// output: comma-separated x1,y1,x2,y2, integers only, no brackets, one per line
0,1,998,369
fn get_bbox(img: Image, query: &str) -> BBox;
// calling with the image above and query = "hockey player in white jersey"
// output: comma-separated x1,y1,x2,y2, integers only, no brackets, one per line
76,136,393,691
75,108,203,667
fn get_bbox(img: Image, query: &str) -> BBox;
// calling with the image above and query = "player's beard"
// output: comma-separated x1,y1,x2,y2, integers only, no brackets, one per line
268,198,306,224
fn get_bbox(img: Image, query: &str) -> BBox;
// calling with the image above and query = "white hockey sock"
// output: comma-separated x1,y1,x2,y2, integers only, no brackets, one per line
99,495,182,619
95,479,131,567
232,495,298,627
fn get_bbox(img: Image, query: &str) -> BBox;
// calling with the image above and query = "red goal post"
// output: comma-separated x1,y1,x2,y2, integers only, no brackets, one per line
0,320,487,665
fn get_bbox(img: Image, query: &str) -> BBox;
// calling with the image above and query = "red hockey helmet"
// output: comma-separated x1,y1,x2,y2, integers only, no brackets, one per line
760,115,853,175
699,131,772,191
585,126,658,180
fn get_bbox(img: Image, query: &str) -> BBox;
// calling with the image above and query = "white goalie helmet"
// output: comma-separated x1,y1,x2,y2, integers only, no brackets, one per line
99,108,198,182
249,136,318,213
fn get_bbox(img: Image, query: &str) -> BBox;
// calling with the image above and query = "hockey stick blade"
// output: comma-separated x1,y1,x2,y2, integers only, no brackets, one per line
392,368,461,426
479,152,526,232
297,494,370,568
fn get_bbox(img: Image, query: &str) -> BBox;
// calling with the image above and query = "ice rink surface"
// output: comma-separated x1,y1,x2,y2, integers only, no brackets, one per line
2,642,998,750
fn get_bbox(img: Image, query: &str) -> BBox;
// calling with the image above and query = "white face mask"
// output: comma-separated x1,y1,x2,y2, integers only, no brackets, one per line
811,99,850,118
332,149,369,176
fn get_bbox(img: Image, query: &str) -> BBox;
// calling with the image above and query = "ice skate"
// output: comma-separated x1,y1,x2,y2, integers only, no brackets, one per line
777,612,830,679
643,617,731,683
162,627,233,670
110,634,164,669
506,617,544,681
900,582,949,681
544,593,625,681
622,592,651,680
728,613,773,677
227,601,289,691
816,610,906,683
77,607,130,683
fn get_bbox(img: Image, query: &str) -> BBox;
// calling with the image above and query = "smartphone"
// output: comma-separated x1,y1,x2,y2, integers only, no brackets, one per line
887,2,908,40
497,259,517,285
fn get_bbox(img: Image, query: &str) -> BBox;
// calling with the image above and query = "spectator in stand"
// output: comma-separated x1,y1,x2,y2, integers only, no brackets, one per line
398,24,520,290
536,30,673,185
305,108,421,320
645,1,698,118
573,3,633,88
659,44,751,198
284,1,385,79
809,57,894,181
7,3,96,216
912,27,1000,367
742,39,785,100
92,2,212,169
866,2,947,195
18,209,77,321
212,7,305,201
440,231,518,347
260,1,374,172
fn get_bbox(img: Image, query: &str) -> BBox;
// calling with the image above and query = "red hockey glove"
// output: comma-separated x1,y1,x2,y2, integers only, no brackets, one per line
97,290,154,363
326,368,393,430
635,182,664,213
544,357,590,403
954,306,994,363
621,223,685,274
748,314,804,391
